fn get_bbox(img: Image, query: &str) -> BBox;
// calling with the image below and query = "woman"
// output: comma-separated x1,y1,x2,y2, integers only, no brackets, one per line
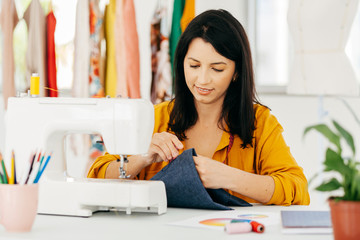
88,9,310,206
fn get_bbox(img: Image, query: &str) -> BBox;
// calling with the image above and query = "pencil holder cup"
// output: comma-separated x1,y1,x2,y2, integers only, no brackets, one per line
0,184,38,232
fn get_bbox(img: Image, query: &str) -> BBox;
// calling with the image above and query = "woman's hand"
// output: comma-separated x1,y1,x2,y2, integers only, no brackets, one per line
193,155,231,189
146,132,184,165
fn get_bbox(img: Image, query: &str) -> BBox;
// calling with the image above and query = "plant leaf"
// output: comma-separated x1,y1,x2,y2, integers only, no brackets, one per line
304,124,341,153
316,178,342,192
324,148,351,176
350,173,360,201
332,120,356,156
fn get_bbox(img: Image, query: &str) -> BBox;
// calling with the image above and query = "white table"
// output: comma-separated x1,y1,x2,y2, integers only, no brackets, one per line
0,205,333,240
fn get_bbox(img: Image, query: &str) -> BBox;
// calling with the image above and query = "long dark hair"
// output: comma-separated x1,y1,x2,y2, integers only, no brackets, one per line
168,9,260,148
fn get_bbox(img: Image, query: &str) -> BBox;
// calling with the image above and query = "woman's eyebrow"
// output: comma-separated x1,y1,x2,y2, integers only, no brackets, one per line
187,57,200,62
211,62,227,65
188,57,227,65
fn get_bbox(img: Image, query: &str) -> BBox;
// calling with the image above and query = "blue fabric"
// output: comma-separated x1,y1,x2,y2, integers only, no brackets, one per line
151,148,252,210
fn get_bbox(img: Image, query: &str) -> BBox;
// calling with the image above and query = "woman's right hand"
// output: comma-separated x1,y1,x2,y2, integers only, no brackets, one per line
146,132,184,164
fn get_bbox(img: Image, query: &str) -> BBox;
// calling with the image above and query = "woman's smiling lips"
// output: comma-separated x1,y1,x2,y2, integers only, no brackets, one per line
195,86,213,95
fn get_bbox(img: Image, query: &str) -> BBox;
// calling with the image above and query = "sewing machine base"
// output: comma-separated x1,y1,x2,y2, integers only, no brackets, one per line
38,172,167,217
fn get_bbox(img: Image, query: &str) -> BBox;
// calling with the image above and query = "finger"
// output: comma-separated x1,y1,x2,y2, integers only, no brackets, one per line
193,156,199,165
159,132,183,157
151,135,172,159
149,145,168,162
193,156,205,165
153,135,178,160
169,134,184,150
154,140,174,160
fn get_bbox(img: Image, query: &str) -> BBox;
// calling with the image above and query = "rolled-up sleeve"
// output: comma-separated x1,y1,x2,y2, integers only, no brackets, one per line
255,107,310,205
87,153,119,178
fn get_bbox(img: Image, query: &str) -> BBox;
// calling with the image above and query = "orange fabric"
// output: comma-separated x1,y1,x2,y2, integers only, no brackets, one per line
114,0,128,98
123,0,140,98
88,101,310,206
104,0,117,97
46,11,58,97
180,0,195,32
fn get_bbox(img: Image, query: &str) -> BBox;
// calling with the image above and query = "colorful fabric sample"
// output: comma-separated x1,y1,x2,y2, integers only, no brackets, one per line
150,4,172,104
23,0,47,96
73,0,90,98
0,0,19,108
89,0,105,98
180,0,195,32
104,0,117,98
46,11,58,97
123,0,141,98
169,0,185,82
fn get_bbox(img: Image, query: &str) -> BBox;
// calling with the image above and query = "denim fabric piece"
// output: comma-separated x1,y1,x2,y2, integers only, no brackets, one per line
151,148,252,210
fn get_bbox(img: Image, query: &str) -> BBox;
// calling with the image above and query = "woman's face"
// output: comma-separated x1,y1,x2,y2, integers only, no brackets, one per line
184,38,236,106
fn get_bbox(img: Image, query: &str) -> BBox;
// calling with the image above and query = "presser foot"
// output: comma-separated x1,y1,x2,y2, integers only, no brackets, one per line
117,155,130,179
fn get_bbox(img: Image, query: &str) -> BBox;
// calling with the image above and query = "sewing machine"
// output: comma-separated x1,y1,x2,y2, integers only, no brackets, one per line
4,96,167,217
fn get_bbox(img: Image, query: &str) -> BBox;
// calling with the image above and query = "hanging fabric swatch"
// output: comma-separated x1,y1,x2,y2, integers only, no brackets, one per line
104,0,117,98
123,0,141,98
180,0,195,32
46,10,58,97
89,0,105,98
169,0,185,84
115,0,128,98
150,2,172,104
73,0,90,98
71,0,92,175
89,0,105,161
0,0,19,109
23,0,47,97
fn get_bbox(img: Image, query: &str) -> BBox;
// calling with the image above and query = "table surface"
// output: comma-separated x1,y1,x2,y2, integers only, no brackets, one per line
0,205,333,240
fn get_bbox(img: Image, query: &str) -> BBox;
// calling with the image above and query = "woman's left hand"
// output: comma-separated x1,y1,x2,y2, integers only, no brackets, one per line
193,155,232,189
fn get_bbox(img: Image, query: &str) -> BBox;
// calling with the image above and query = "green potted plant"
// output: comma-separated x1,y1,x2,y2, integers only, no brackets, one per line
304,102,360,240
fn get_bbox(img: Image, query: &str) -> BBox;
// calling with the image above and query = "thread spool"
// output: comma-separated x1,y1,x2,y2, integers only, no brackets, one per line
230,219,265,233
30,73,40,97
224,222,252,234
249,221,265,233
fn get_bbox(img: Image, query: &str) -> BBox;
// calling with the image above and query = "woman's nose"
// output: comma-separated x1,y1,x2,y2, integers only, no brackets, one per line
197,69,211,84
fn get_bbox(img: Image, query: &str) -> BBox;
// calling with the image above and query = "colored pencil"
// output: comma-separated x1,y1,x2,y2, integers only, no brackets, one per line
9,151,15,184
21,152,36,185
1,153,8,184
28,152,42,184
34,153,52,184
34,153,46,181
13,151,17,184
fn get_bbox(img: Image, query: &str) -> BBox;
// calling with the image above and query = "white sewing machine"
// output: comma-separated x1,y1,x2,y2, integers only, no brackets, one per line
4,96,167,217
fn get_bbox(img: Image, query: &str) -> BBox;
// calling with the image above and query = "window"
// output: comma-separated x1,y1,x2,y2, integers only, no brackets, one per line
252,0,289,88
346,2,360,83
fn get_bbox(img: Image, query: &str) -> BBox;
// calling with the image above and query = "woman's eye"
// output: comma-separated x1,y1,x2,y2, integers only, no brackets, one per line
190,65,200,68
213,68,224,72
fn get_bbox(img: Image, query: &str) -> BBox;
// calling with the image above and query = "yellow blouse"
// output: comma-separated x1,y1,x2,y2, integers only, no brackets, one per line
88,101,310,206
